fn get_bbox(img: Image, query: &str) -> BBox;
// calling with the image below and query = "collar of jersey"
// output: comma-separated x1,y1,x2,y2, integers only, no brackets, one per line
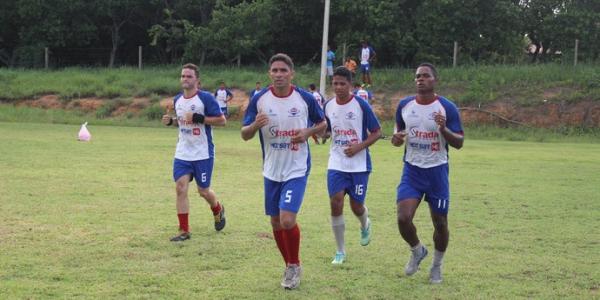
270,85,295,98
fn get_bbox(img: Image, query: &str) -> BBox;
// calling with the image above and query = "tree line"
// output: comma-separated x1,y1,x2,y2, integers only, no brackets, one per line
1,0,598,68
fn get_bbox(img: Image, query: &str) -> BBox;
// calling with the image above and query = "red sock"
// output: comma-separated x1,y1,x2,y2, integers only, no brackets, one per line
273,229,289,265
177,213,189,232
284,224,301,265
211,202,221,216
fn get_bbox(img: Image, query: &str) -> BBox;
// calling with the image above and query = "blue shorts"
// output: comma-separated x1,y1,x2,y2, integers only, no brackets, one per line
173,158,214,188
360,63,370,74
396,163,450,215
220,107,228,117
264,176,308,216
327,170,370,204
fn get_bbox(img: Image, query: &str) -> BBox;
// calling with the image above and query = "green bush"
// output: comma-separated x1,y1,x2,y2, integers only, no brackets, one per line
143,104,164,120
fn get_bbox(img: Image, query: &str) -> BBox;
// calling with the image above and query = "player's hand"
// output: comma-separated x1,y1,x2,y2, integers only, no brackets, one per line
291,129,309,144
344,143,362,157
254,112,269,129
184,112,194,123
162,114,173,125
434,111,446,130
391,131,407,147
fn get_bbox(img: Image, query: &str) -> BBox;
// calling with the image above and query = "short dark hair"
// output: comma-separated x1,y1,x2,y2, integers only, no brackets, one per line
309,83,316,90
333,66,353,83
417,62,438,79
269,53,294,70
182,63,199,78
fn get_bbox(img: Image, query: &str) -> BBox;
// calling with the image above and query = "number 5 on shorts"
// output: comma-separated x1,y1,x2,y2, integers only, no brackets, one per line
284,190,293,203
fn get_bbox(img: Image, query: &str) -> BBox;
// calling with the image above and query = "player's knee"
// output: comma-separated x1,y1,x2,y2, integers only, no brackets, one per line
432,217,448,231
197,187,211,199
280,218,296,230
397,213,413,226
175,182,188,196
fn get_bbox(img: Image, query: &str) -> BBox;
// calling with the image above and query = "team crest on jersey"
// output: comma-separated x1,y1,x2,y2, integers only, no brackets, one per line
288,107,300,117
191,104,196,111
345,112,356,120
427,111,438,120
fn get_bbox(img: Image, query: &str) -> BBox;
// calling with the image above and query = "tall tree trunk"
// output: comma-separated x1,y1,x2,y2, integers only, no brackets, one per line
236,53,241,68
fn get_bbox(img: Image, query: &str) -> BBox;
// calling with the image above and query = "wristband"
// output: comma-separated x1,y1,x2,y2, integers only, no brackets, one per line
192,113,205,124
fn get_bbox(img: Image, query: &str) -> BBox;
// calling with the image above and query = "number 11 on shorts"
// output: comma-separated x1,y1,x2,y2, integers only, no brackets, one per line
285,190,293,203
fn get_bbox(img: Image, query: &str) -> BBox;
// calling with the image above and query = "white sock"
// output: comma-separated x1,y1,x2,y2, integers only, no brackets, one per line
411,243,424,255
433,250,445,266
331,215,345,254
356,206,369,230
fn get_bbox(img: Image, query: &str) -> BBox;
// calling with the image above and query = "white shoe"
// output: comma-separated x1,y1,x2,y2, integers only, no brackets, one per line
405,245,428,276
281,264,302,289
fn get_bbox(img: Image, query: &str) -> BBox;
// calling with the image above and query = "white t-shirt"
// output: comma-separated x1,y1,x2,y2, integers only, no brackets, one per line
361,46,374,65
173,91,223,161
324,95,380,172
312,91,324,107
243,86,325,182
215,89,231,108
395,96,464,168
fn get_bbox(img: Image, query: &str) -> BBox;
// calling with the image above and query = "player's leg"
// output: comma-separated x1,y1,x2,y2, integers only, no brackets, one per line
171,159,193,241
328,170,348,264
424,163,450,283
348,172,370,246
264,178,291,288
278,177,307,289
397,163,428,275
192,158,225,231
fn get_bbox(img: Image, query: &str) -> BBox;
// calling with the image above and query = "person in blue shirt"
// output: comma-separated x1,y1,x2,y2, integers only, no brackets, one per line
327,45,336,83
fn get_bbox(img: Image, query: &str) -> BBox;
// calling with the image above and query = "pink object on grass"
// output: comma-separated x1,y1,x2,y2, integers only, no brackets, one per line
78,122,91,141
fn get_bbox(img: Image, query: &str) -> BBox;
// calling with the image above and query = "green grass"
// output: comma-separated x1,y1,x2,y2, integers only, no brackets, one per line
0,64,598,106
1,122,598,299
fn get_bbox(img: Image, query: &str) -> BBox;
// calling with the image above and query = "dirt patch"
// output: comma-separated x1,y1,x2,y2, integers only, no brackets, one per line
18,95,62,109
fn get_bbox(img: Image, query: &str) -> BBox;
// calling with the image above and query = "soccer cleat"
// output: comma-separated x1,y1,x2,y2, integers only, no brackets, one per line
430,264,443,284
331,252,346,264
360,219,371,246
170,231,190,242
281,264,302,290
405,245,428,276
214,205,226,231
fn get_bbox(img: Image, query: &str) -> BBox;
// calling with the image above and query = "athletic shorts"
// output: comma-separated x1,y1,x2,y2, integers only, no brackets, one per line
220,107,228,117
327,66,334,76
396,162,450,215
327,170,370,204
173,158,214,188
264,176,308,216
360,63,370,74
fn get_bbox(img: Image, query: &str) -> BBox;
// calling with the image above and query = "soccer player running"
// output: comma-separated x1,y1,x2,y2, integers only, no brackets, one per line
162,63,227,242
392,63,464,284
214,81,233,117
324,66,381,264
241,53,327,290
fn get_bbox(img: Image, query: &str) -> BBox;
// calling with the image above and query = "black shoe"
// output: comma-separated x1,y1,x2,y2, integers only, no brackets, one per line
170,231,190,242
214,205,226,231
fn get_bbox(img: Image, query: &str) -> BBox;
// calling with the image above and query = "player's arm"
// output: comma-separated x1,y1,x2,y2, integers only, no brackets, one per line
344,128,381,157
291,119,327,144
226,90,233,103
435,113,463,149
241,112,268,141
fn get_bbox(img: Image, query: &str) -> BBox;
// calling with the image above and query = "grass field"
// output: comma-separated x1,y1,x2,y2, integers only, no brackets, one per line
0,122,599,299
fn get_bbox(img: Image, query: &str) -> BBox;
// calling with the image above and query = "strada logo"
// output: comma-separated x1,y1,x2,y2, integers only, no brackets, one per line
288,107,300,117
409,127,439,139
333,126,357,136
269,126,298,137
345,112,356,120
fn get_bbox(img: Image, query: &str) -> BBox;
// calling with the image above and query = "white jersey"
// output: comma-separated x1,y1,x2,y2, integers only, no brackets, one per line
215,89,231,108
324,95,380,172
395,95,463,168
361,47,374,64
243,86,325,182
173,91,222,161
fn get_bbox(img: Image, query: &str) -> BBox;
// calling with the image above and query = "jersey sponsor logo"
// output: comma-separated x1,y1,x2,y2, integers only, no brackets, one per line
333,126,357,137
269,126,299,138
409,127,439,139
333,126,359,146
191,104,196,111
288,107,301,117
193,128,201,135
345,112,356,120
431,142,440,151
269,142,300,151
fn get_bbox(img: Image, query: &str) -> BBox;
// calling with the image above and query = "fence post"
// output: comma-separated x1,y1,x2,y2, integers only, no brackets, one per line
453,41,458,68
342,42,347,63
138,46,142,70
574,39,578,66
45,47,49,69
